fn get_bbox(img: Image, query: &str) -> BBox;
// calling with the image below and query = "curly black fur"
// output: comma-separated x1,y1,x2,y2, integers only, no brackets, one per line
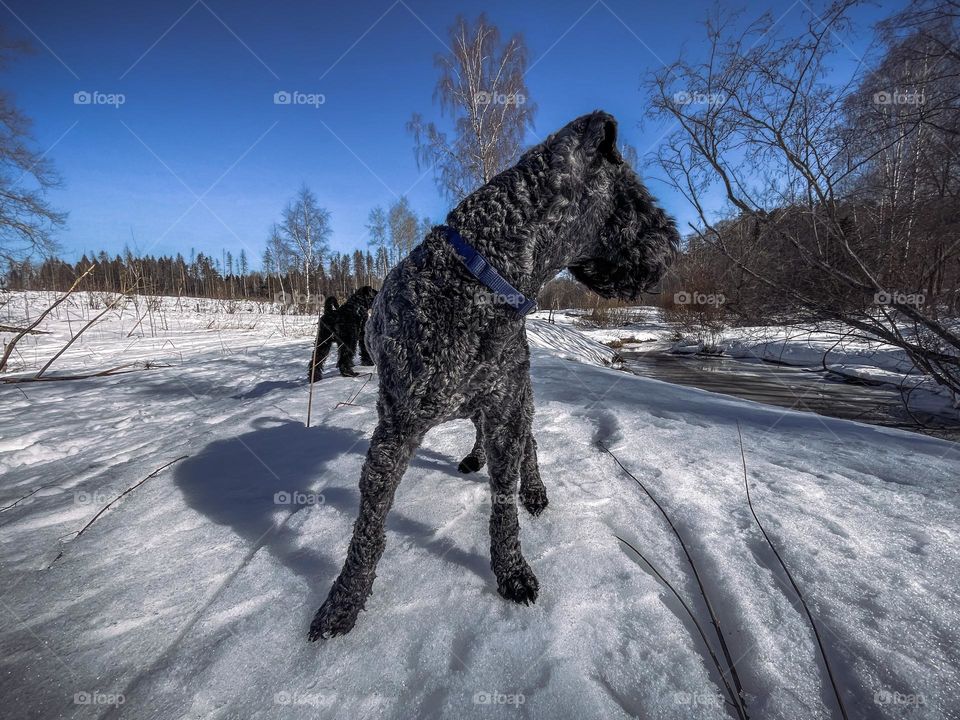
309,111,678,640
308,286,378,381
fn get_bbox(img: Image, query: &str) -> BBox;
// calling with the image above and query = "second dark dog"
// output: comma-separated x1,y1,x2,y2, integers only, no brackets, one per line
308,286,378,381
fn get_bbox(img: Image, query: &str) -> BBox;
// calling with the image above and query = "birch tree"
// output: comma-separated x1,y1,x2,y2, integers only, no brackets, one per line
280,184,331,302
408,14,536,201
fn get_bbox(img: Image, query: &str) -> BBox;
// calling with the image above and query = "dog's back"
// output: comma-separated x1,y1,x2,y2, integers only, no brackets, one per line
366,233,522,402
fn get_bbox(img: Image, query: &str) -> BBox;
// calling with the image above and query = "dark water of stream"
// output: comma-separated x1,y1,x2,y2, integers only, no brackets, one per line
620,348,960,442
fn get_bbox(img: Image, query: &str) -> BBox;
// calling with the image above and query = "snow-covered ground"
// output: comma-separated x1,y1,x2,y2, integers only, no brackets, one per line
2,292,959,719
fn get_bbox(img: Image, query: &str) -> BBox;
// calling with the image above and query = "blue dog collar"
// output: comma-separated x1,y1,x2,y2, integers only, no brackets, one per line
439,225,537,316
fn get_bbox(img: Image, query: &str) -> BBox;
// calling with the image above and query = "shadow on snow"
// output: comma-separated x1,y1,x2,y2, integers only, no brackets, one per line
173,416,490,589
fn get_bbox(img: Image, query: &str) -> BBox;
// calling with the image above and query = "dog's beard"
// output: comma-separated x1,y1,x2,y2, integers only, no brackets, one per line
568,257,662,301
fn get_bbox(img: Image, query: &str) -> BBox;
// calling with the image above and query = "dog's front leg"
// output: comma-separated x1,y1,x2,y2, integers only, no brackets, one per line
309,418,422,639
483,405,539,605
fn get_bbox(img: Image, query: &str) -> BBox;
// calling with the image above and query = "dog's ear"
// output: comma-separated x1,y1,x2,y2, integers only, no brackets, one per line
598,117,622,165
585,112,623,166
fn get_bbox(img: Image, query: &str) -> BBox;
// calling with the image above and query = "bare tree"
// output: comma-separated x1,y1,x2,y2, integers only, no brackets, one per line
374,246,390,280
366,206,389,263
279,184,331,302
352,249,365,286
646,0,960,397
387,196,418,262
418,215,432,245
0,33,66,266
265,223,292,301
408,14,537,201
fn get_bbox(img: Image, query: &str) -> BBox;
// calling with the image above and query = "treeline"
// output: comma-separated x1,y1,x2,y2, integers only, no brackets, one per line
4,247,388,307
4,189,438,308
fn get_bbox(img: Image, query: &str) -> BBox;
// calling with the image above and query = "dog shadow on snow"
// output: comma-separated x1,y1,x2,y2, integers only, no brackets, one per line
173,417,490,589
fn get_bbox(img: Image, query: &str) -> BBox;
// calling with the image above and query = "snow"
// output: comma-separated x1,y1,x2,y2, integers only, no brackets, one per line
2,291,959,719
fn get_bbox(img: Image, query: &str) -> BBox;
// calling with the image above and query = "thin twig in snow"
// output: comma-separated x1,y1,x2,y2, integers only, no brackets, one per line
0,264,98,373
47,455,189,568
736,422,848,720
2,362,166,384
0,483,57,512
0,324,50,335
306,316,322,427
334,372,374,410
615,534,746,718
599,441,749,718
35,288,135,378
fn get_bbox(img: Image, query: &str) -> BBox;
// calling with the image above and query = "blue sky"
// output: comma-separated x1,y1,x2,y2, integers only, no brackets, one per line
3,0,890,266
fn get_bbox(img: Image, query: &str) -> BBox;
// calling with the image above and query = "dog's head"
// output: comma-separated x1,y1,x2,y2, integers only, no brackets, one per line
448,110,678,299
554,112,678,300
566,160,679,299
353,285,378,309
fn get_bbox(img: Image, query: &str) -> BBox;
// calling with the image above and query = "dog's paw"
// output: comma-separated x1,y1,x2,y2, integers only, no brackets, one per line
308,599,359,641
457,454,485,474
520,484,549,516
497,562,539,606
338,367,359,378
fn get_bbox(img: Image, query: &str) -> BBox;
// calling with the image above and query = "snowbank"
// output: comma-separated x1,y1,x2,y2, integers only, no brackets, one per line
526,318,618,367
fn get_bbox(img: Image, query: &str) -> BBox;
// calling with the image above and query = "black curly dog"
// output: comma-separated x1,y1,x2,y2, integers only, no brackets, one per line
308,286,377,381
310,111,678,639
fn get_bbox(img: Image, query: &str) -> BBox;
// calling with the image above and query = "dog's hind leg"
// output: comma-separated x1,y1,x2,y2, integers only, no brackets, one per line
458,412,487,474
335,323,360,377
309,325,334,382
518,376,548,516
309,413,424,639
482,386,539,605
